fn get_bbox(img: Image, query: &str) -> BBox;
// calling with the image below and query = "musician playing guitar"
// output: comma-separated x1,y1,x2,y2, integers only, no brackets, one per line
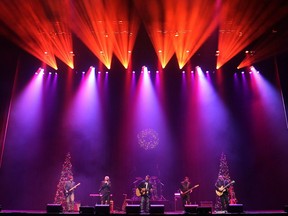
137,175,153,213
64,175,78,212
215,175,233,212
179,176,194,208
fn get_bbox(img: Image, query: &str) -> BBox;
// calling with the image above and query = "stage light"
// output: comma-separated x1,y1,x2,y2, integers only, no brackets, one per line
150,204,164,213
126,204,140,214
79,206,94,214
284,205,288,213
95,204,110,215
184,204,198,213
228,204,244,213
46,204,63,213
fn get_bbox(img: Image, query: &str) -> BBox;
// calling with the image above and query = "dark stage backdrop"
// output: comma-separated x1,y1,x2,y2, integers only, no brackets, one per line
0,38,288,211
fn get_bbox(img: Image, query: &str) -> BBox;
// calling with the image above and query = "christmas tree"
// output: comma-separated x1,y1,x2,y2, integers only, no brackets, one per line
214,152,237,211
54,152,73,210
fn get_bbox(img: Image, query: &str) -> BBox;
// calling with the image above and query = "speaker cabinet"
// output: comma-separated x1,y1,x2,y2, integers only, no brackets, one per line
79,206,95,214
125,204,141,214
284,205,288,213
150,204,165,213
95,204,110,215
197,206,212,214
228,204,244,213
46,204,63,213
185,204,198,213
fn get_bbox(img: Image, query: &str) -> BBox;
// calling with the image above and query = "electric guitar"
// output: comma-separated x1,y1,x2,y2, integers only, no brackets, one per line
215,180,235,196
64,183,81,197
180,184,199,197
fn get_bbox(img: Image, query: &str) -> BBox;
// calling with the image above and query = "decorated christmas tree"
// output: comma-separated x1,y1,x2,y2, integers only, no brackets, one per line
214,152,237,211
54,152,73,210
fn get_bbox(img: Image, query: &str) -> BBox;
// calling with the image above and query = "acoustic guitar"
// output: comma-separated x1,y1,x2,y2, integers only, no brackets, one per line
135,188,149,197
215,180,235,196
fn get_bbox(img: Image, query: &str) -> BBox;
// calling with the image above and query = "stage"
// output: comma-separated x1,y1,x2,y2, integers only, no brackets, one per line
0,209,287,216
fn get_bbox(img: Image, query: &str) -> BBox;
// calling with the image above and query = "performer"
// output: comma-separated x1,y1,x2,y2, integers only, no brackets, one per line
64,175,76,212
215,175,230,212
99,176,111,204
137,175,153,213
179,176,192,208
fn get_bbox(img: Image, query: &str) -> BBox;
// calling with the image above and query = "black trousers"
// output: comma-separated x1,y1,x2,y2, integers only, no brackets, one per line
220,193,229,211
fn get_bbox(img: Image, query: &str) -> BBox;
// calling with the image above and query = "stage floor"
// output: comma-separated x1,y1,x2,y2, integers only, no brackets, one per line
0,210,286,215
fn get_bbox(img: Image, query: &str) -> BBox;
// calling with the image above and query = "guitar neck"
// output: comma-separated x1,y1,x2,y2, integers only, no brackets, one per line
69,183,80,191
182,184,199,195
224,181,234,189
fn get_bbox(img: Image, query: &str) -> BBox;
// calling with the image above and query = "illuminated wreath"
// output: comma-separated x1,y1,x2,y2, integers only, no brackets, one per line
137,128,159,150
